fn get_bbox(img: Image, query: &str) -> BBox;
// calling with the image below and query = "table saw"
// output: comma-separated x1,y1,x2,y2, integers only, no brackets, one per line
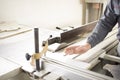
0,21,119,80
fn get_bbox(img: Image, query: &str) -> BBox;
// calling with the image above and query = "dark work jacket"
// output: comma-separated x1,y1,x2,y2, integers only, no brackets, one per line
87,0,120,47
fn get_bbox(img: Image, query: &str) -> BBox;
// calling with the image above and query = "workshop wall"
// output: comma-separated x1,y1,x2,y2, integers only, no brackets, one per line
0,0,82,30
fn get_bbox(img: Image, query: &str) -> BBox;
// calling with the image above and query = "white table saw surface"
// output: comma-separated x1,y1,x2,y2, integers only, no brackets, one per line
0,25,118,79
0,57,21,80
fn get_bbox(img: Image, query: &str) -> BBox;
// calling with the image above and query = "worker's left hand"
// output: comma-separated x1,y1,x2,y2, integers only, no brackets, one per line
64,43,91,55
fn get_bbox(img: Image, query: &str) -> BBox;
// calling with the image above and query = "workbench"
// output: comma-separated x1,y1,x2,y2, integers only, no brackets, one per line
0,22,118,80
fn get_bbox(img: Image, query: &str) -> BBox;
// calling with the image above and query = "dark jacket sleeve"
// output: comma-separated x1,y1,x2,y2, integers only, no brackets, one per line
87,0,118,47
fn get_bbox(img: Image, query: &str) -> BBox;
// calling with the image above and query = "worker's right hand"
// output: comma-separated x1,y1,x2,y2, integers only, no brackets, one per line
64,43,91,55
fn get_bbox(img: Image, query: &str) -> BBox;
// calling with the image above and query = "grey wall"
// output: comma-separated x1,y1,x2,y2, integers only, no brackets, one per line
0,0,82,30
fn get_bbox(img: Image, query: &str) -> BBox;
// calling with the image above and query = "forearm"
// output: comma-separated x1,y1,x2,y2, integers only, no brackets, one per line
87,22,110,47
87,0,117,47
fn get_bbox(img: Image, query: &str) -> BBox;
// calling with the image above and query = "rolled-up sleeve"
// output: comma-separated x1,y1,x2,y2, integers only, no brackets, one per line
87,0,118,48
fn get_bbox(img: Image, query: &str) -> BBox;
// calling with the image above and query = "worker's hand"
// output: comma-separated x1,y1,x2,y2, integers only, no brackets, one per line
64,43,91,55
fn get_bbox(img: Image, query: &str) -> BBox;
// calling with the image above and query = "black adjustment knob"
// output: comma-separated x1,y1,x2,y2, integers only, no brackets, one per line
42,41,46,46
56,26,61,30
49,35,52,38
25,53,31,60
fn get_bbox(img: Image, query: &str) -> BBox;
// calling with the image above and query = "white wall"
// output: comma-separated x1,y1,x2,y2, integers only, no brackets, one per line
0,0,82,30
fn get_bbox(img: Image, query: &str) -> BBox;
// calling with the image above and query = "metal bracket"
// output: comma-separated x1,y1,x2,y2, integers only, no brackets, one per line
30,41,48,66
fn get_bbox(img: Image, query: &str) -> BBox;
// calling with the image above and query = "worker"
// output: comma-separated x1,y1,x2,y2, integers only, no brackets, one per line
65,0,120,56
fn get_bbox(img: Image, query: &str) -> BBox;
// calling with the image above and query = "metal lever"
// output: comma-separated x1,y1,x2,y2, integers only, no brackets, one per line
56,27,67,31
34,28,40,71
25,28,48,71
25,53,31,60
99,53,120,63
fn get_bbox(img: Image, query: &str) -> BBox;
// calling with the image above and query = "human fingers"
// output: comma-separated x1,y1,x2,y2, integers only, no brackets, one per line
64,47,74,55
75,46,86,54
75,44,91,54
64,46,78,55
